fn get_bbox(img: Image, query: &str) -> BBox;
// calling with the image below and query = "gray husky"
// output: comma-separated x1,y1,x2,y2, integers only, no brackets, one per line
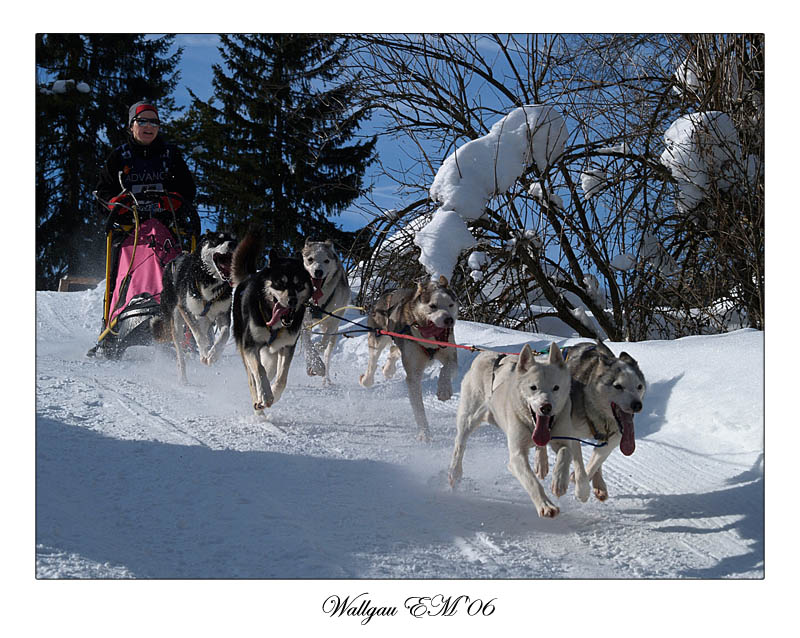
535,340,646,502
359,276,459,442
449,343,590,518
299,239,351,385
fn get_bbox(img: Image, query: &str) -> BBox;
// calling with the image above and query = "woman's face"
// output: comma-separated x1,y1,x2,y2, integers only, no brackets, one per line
131,110,160,145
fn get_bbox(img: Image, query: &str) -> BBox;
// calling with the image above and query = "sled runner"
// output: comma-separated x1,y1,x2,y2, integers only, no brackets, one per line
88,189,200,359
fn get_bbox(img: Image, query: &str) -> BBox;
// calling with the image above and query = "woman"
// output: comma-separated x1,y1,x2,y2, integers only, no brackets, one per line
96,101,198,234
88,102,199,359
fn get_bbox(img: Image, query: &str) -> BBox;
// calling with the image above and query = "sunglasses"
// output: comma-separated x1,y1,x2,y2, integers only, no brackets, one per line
134,117,160,127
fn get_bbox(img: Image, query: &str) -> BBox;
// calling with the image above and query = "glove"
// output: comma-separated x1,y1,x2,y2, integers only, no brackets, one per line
160,192,183,211
108,192,133,214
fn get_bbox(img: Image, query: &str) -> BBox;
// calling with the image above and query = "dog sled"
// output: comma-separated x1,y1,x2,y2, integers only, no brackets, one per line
88,189,200,359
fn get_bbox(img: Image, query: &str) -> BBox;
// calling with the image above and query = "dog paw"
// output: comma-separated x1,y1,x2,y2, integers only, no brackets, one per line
436,386,453,402
448,467,462,488
593,487,609,502
417,429,432,443
307,357,325,377
382,361,397,379
359,373,374,388
550,476,568,498
575,476,591,503
254,396,274,411
537,502,560,518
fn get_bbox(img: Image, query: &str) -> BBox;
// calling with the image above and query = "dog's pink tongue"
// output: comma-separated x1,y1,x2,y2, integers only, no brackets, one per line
312,279,324,304
267,304,289,327
619,412,636,456
532,414,552,446
417,322,446,340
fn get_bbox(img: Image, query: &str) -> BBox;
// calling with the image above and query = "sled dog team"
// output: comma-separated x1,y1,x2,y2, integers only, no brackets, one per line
151,229,647,519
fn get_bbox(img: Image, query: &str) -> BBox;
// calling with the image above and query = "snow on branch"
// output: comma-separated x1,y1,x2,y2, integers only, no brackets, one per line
659,111,742,212
430,104,567,221
417,105,568,279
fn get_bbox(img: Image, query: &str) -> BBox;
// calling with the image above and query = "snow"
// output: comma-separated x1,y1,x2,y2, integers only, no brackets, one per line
610,253,636,271
417,105,568,279
34,281,765,585
413,208,476,280
467,251,489,270
580,169,606,199
430,105,568,222
528,181,565,208
659,111,742,211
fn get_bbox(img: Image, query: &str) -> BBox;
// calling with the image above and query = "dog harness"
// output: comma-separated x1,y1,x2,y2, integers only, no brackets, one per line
194,278,231,317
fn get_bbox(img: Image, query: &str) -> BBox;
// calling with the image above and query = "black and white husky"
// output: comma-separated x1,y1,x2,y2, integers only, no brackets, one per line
231,232,313,414
152,230,237,383
299,239,351,385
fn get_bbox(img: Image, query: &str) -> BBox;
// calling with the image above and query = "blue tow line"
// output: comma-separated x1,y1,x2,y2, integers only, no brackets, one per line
549,435,608,448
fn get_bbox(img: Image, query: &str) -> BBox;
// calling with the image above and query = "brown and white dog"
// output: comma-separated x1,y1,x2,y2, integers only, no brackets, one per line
359,276,458,442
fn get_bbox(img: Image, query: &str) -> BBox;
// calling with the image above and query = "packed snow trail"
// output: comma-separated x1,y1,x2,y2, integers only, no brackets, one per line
35,285,763,578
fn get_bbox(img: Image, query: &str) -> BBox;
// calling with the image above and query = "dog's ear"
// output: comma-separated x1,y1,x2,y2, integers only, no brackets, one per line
304,237,312,247
324,239,334,247
548,342,565,367
416,281,425,296
518,343,534,372
619,351,638,366
438,275,449,287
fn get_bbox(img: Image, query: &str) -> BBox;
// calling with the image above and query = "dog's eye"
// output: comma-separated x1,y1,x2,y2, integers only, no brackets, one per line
429,304,437,309
530,385,537,391
324,259,330,264
637,384,643,390
614,383,623,390
553,385,559,392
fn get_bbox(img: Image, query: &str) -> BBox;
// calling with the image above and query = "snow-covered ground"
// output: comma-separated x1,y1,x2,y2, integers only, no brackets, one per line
35,282,764,577
29,282,772,631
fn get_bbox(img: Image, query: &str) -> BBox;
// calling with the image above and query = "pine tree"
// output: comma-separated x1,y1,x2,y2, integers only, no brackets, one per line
184,34,376,252
36,34,180,290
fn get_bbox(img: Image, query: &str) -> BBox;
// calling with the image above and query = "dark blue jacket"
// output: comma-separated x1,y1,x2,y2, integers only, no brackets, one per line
96,134,196,207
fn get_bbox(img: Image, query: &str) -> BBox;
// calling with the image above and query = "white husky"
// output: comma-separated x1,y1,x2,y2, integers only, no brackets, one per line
300,239,351,385
448,343,590,518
